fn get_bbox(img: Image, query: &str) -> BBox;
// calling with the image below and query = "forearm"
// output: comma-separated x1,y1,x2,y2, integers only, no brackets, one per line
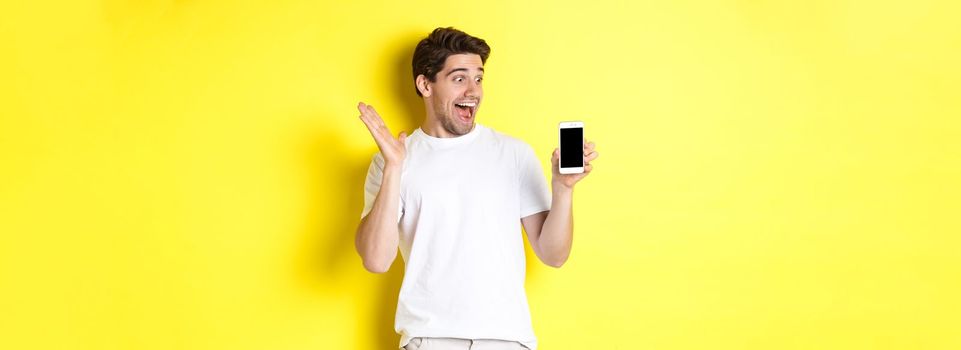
538,183,575,267
355,165,402,273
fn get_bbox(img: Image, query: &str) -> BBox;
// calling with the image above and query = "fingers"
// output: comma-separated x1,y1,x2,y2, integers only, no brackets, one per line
358,102,395,148
357,102,375,129
585,150,599,162
358,102,387,130
367,105,385,127
358,111,382,140
359,102,385,127
357,102,386,128
358,111,378,138
583,139,598,163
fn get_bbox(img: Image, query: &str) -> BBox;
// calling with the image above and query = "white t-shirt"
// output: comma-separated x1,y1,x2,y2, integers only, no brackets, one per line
361,123,551,350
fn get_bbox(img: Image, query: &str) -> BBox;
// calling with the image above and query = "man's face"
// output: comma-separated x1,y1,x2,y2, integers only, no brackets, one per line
426,54,484,136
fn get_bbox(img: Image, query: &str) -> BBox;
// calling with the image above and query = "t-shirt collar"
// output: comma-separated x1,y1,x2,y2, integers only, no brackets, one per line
413,123,484,148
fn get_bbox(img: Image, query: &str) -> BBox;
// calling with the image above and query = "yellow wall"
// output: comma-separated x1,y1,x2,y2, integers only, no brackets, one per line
2,1,959,349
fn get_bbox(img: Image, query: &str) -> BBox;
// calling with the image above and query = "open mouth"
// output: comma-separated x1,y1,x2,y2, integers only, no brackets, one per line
454,101,477,123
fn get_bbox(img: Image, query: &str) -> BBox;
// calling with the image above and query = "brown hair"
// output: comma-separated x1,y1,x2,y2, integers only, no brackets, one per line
412,27,491,96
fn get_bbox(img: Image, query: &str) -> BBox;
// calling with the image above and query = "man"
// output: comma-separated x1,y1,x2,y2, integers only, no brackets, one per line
355,27,598,350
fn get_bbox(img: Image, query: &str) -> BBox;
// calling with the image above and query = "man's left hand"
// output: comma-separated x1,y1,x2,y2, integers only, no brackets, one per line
551,140,598,190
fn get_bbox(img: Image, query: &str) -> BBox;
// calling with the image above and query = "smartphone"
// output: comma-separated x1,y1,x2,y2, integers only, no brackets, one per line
558,121,584,174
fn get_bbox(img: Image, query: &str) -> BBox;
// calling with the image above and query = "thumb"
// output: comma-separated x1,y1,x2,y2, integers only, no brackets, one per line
551,148,559,165
398,131,408,143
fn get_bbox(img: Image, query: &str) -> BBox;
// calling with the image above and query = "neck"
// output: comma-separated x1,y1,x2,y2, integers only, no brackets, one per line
422,118,454,138
422,113,474,138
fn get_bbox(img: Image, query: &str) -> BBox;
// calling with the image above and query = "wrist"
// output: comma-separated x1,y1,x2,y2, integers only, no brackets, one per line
384,162,403,173
551,180,574,194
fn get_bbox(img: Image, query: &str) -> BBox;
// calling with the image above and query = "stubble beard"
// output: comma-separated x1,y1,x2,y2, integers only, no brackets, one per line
437,107,474,136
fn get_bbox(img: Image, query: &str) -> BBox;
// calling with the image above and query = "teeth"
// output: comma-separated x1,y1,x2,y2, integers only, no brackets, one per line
455,102,477,107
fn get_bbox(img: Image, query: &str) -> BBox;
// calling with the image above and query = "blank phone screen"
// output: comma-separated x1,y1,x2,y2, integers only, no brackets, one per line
560,127,583,168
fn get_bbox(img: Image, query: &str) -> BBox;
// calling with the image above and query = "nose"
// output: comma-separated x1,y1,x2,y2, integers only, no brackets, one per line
465,79,481,98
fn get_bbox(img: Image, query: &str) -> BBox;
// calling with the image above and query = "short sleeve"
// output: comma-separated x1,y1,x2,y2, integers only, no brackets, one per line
518,144,551,218
360,152,403,221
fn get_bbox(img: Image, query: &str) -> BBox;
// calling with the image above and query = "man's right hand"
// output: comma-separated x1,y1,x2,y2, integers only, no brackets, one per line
358,102,407,169
355,102,404,273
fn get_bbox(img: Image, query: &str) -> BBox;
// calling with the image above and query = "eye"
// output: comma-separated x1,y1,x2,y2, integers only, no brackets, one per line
475,77,483,84
454,76,464,83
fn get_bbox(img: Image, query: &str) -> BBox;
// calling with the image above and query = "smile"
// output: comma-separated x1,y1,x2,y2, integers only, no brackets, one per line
454,101,477,122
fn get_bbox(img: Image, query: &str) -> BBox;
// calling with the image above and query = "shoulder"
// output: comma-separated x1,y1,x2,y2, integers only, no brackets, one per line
483,125,535,153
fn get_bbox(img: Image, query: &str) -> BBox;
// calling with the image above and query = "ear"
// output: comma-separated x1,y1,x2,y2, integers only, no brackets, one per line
416,74,432,97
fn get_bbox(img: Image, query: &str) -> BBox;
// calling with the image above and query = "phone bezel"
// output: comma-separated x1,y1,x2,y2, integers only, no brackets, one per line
558,121,584,174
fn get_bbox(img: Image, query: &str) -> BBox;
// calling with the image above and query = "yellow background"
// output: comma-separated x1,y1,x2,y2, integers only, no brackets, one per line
2,0,959,349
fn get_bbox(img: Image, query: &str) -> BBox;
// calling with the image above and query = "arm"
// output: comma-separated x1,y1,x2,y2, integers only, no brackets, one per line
355,163,402,273
522,141,598,268
355,102,407,273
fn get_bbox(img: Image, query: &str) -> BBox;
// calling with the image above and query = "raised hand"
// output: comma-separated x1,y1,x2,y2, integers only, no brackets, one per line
551,140,598,190
357,102,407,168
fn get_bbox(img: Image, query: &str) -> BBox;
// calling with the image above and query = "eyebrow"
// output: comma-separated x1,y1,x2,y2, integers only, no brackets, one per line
445,67,484,77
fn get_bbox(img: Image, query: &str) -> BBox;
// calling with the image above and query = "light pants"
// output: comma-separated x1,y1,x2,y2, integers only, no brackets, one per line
402,337,530,350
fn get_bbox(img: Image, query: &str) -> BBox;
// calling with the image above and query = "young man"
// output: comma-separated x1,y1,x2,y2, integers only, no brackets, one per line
355,27,598,350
